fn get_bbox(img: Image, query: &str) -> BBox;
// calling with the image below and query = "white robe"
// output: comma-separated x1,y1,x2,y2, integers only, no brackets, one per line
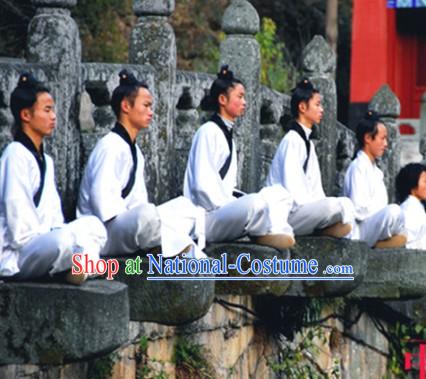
78,130,205,258
343,150,405,246
0,142,106,278
401,195,426,249
184,118,293,242
266,124,354,235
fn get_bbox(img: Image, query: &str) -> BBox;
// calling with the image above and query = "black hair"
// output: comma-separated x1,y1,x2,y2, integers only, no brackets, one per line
201,65,243,112
110,69,149,118
290,78,319,118
10,72,49,136
395,162,426,203
355,110,383,149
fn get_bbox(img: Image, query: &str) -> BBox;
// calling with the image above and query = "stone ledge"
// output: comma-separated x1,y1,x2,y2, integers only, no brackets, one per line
113,256,215,325
285,236,367,297
0,280,129,365
349,248,426,300
206,242,292,296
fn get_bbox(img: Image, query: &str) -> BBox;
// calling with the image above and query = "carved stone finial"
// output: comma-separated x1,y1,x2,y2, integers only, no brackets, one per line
302,35,336,75
369,84,401,118
133,0,175,17
222,0,260,35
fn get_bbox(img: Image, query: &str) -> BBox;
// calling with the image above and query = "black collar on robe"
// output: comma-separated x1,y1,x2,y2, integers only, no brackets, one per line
287,119,317,173
111,122,137,199
210,113,233,179
14,129,46,207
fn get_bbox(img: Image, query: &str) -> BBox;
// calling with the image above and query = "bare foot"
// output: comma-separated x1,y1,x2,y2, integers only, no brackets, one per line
374,234,407,249
253,234,295,249
320,222,352,238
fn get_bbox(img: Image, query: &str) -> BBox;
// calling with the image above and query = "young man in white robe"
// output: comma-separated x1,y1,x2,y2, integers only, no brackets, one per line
266,78,354,237
78,70,205,258
343,111,406,248
396,163,426,249
184,65,295,249
0,73,107,284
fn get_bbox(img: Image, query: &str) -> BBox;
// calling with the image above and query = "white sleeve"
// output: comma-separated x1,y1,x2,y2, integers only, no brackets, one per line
404,202,426,247
88,147,128,222
48,159,65,228
344,165,375,222
0,153,42,248
185,127,235,211
277,136,312,205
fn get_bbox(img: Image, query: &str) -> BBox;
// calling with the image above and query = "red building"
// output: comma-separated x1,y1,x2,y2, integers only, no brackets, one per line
350,0,426,133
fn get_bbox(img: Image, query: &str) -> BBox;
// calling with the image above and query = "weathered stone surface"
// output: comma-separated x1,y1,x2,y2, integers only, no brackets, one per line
369,85,401,203
220,25,261,192
113,256,215,325
206,242,292,296
369,84,401,118
129,13,176,203
302,36,338,196
0,280,129,365
27,3,81,219
302,35,336,75
174,70,214,196
133,0,175,17
335,121,356,195
285,236,367,297
350,248,426,299
222,0,260,35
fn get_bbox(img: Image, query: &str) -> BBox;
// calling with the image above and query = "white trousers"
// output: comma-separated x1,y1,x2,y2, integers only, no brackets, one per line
352,204,405,247
16,216,107,280
205,185,294,243
102,197,205,259
289,197,355,236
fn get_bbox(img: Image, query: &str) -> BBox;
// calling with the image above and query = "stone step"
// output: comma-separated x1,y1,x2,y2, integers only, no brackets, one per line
285,236,367,297
350,248,426,299
112,255,215,325
205,242,292,296
0,280,129,365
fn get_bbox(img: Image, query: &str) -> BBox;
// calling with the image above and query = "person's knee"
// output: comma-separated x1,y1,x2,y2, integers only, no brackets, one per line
322,198,341,218
246,194,268,218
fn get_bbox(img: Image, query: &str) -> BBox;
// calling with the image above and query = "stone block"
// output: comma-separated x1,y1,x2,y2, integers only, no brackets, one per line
113,256,215,325
206,242,292,296
0,280,129,365
350,248,426,299
285,236,367,297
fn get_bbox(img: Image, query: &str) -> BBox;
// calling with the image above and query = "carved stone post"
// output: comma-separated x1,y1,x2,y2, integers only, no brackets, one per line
369,84,401,202
27,0,81,218
129,0,176,202
220,0,261,192
301,35,337,196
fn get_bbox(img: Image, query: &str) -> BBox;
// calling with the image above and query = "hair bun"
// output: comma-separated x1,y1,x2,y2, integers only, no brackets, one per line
217,64,235,82
17,72,40,89
365,110,380,121
296,77,314,91
118,69,139,86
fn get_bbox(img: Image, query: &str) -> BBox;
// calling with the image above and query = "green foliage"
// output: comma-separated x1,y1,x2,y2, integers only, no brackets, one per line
72,0,135,62
87,352,118,379
256,17,297,93
174,337,216,379
136,336,168,379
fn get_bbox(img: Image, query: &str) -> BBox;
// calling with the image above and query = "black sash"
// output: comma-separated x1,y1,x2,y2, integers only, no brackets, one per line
112,123,137,199
288,120,312,173
14,130,46,207
211,113,233,179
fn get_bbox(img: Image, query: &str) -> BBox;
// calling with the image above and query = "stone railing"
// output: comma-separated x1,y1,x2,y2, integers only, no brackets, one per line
0,0,417,378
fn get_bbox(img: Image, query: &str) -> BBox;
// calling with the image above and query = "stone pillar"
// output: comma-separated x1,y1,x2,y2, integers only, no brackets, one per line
27,0,81,219
369,84,401,202
129,0,176,203
220,0,261,192
301,35,337,196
